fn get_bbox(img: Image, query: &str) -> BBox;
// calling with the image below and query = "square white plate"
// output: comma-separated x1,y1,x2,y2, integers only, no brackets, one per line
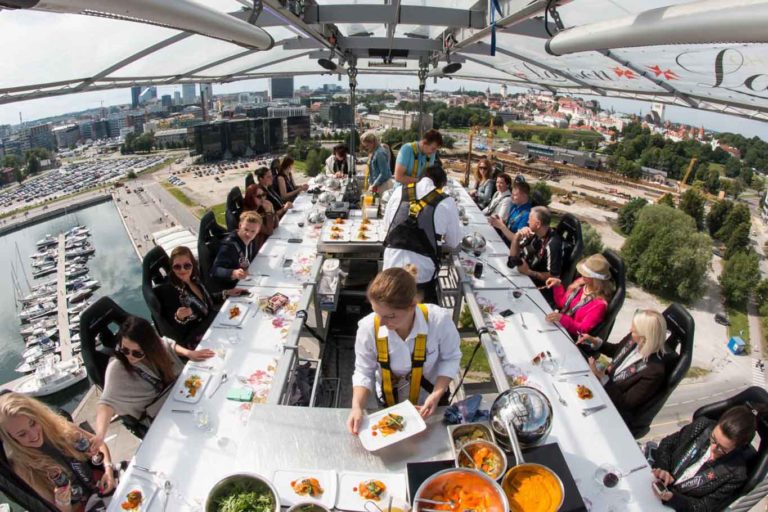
118,471,159,510
219,303,250,326
173,368,211,403
336,472,407,512
272,469,338,508
321,224,352,242
358,401,427,452
554,374,605,410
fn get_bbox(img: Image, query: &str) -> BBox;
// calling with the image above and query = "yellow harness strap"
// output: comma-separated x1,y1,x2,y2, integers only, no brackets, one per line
408,186,444,218
374,304,429,406
364,153,372,190
408,142,420,178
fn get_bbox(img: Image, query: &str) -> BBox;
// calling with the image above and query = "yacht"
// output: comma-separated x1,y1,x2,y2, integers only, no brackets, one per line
13,356,87,397
35,234,57,249
19,301,57,322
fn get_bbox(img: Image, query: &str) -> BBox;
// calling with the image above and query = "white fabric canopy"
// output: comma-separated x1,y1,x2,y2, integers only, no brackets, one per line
1,0,767,121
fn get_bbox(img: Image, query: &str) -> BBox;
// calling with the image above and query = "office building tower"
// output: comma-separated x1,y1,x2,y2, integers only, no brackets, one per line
269,77,294,100
182,83,197,104
131,86,142,109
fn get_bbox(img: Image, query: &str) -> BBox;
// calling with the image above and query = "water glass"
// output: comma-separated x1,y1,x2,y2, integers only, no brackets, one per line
541,356,560,375
594,464,621,490
194,409,215,433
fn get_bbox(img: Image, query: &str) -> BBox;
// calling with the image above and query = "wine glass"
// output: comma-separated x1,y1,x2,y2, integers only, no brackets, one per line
541,354,560,375
594,464,621,491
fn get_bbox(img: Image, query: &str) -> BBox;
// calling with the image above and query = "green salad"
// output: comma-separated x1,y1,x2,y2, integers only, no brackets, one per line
212,481,275,512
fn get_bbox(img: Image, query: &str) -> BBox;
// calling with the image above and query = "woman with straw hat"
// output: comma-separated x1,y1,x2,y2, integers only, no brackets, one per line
544,253,614,338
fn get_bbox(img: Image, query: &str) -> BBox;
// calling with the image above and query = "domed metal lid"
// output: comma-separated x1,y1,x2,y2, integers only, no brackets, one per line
490,387,553,446
461,232,487,251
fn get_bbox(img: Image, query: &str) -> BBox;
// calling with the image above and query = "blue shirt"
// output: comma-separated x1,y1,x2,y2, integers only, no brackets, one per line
396,142,436,179
507,202,532,233
369,144,392,187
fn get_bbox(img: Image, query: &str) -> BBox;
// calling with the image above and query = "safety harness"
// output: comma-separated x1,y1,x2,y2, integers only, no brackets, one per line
374,303,429,406
406,142,433,179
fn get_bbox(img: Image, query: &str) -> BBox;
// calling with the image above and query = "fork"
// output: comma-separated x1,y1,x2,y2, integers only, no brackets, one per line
520,315,528,330
551,383,568,407
582,404,607,417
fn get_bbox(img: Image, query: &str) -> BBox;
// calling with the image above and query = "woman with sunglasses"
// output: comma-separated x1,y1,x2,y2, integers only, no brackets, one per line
90,316,214,454
469,158,495,209
242,184,281,248
156,246,247,349
0,392,116,511
651,405,761,510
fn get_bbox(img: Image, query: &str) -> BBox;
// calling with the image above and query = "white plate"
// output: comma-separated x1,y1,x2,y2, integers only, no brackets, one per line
173,368,211,403
554,374,605,410
220,303,250,326
272,469,338,508
118,472,158,511
336,472,407,512
321,224,352,242
358,401,427,452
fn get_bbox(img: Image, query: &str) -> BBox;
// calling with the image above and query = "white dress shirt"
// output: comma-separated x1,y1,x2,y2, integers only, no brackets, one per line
677,446,712,484
382,177,462,283
351,303,462,405
325,154,356,175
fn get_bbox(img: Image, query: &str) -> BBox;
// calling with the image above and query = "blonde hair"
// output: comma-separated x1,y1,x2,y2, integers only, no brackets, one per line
367,265,418,309
633,309,667,358
570,276,614,302
361,131,378,146
239,211,263,226
0,393,90,497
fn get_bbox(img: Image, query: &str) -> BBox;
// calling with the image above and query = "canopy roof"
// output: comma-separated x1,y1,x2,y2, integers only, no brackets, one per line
1,0,767,121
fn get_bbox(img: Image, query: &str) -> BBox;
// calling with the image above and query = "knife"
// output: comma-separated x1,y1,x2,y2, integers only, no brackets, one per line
582,404,607,417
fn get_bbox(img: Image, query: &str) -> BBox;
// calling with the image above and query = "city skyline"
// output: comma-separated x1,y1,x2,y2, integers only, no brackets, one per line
1,74,767,141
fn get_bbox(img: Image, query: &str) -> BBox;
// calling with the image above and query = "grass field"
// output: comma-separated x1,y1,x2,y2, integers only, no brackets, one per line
727,305,750,353
686,366,712,379
210,202,226,225
460,340,491,378
161,182,196,207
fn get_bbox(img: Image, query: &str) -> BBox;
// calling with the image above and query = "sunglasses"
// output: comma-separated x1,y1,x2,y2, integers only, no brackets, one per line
478,166,488,170
119,346,145,359
173,263,193,271
710,431,732,456
255,194,266,199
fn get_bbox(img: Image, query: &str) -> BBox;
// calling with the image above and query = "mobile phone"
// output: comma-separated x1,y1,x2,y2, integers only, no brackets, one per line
287,238,303,243
653,480,668,494
499,309,514,317
236,289,251,297
282,258,294,268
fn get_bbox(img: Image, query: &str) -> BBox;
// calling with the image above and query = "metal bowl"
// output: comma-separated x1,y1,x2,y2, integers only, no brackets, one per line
490,387,553,448
457,205,467,219
456,440,508,481
413,468,508,512
205,472,280,512
307,211,326,224
502,463,564,512
461,232,487,253
287,503,332,512
318,192,334,204
326,178,341,190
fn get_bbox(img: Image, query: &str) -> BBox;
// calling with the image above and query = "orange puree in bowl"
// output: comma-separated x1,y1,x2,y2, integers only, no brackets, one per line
502,466,563,512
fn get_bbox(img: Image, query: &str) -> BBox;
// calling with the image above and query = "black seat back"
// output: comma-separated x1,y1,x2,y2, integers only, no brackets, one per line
198,211,227,293
225,186,243,231
79,297,129,390
590,249,626,342
554,213,583,286
693,386,768,507
630,303,694,437
141,246,182,341
245,173,255,189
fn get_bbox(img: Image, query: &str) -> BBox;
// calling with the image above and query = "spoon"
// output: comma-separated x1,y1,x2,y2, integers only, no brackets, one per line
162,480,172,512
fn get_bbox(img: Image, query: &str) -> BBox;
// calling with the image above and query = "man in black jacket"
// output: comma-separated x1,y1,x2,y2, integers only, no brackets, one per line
211,211,262,290
652,405,756,511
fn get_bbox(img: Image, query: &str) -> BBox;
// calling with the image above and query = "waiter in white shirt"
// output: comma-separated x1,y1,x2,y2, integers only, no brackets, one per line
347,265,462,435
382,165,462,304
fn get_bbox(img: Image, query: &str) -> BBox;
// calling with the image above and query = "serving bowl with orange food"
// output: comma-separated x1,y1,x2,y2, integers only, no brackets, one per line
502,463,564,512
413,468,508,512
456,440,507,481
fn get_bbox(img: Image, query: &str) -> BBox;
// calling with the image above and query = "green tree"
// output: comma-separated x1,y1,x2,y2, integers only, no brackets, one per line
678,188,706,231
26,155,41,175
0,154,20,170
719,250,759,306
756,279,768,316
724,158,742,178
725,223,751,259
657,193,675,208
531,181,552,207
617,198,648,235
305,149,322,177
582,224,604,257
126,170,138,180
621,205,711,302
706,200,733,237
704,169,721,194
715,203,751,242
442,135,456,150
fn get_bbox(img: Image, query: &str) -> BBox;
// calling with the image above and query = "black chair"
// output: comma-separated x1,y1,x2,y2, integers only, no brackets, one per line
79,297,148,438
198,210,227,294
245,172,255,189
554,213,583,286
589,249,626,342
225,186,243,231
692,386,768,509
141,246,183,342
630,303,694,438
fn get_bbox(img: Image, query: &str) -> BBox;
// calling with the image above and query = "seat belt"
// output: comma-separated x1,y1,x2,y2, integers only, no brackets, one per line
374,304,429,406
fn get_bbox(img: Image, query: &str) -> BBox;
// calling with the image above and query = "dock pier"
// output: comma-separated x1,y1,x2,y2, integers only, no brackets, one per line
56,234,72,361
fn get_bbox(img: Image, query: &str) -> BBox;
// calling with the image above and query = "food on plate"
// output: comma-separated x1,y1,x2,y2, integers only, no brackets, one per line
213,488,275,512
120,490,143,510
330,233,342,240
361,218,371,225
458,443,505,479
356,480,386,501
229,305,241,320
358,224,370,232
371,413,404,436
290,478,324,497
503,465,563,512
265,293,290,314
330,225,343,233
576,384,593,400
333,218,346,225
183,374,203,397
356,232,369,240
453,426,492,448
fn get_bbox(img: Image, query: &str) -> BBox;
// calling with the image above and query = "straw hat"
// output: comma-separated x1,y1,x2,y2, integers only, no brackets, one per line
576,254,611,281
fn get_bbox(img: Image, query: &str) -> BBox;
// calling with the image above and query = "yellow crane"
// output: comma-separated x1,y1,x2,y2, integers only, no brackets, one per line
680,157,697,189
462,117,496,187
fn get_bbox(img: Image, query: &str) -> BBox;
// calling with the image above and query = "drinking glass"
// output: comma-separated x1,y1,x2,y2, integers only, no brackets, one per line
594,464,621,490
194,409,214,433
541,355,560,375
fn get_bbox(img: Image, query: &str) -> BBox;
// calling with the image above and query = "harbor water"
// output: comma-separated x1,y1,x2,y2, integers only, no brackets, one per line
0,200,149,412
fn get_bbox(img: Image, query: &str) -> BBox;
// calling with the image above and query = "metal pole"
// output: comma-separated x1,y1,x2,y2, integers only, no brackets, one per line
417,66,428,139
347,66,358,168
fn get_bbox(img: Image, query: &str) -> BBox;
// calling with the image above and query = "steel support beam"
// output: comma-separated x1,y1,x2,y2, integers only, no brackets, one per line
469,42,606,95
304,4,484,29
260,0,344,60
221,50,315,80
385,0,402,63
599,49,699,108
284,35,442,52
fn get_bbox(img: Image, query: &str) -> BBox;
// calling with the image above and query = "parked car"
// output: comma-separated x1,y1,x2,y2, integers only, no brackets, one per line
715,312,730,326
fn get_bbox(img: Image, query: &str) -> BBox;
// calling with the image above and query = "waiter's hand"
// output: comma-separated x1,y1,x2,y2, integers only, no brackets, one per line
416,390,444,419
347,406,364,435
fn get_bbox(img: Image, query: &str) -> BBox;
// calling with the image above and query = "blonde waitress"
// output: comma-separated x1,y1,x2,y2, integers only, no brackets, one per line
347,266,461,434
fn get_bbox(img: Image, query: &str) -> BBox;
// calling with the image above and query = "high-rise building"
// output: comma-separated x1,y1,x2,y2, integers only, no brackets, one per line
200,83,213,103
131,86,142,109
182,83,197,104
173,91,181,105
25,123,56,152
319,103,353,128
269,77,294,100
139,86,157,105
52,124,80,149
161,95,173,108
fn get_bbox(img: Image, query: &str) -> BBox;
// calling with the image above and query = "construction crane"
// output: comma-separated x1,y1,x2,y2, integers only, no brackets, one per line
679,157,698,190
462,117,496,187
